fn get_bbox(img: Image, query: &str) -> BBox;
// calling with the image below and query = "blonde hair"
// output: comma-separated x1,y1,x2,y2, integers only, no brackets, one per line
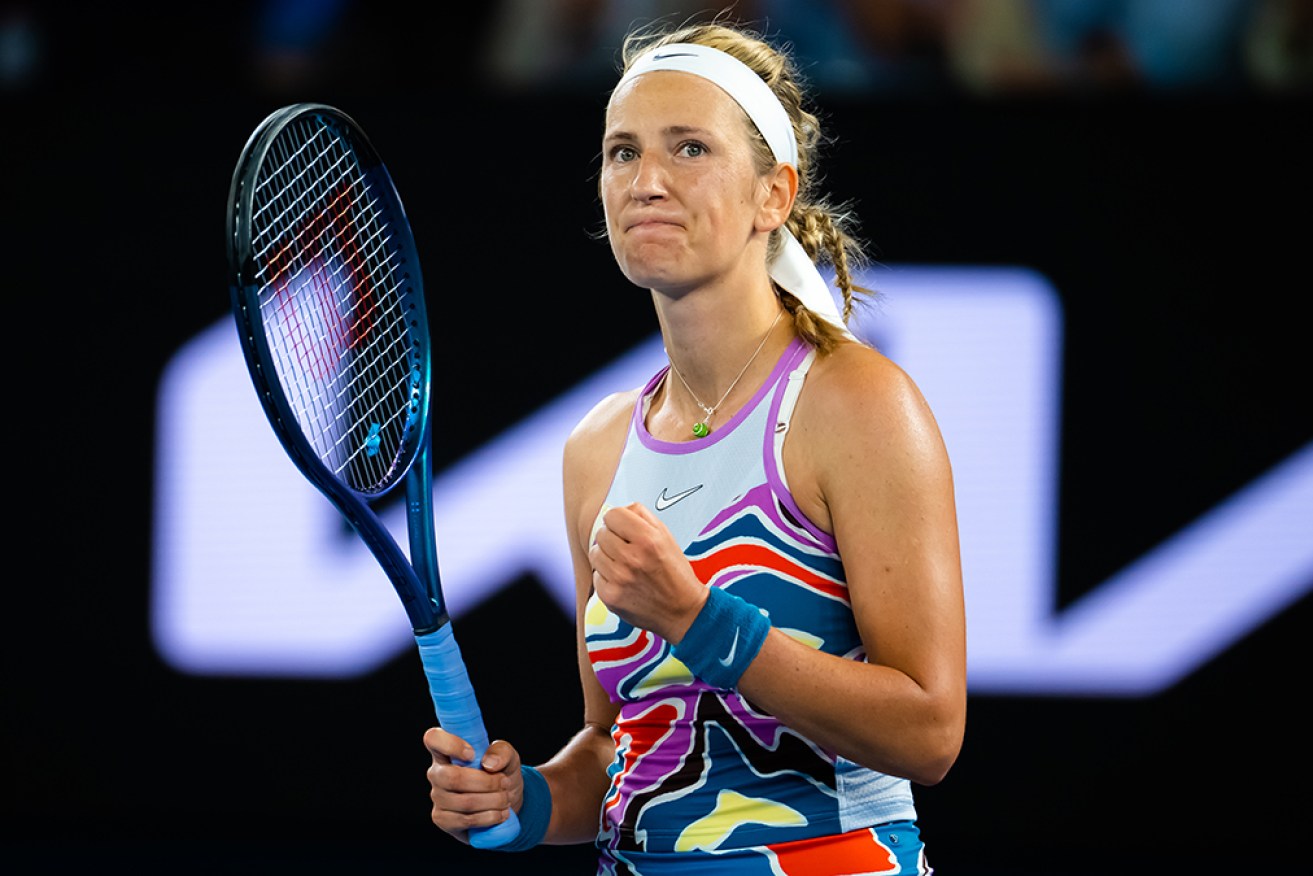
617,19,874,354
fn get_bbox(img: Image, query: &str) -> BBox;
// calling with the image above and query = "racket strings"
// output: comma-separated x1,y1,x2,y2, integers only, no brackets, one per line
250,117,420,495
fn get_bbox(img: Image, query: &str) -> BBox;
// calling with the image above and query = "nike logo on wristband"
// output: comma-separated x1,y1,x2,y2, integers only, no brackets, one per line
654,484,702,511
718,629,740,668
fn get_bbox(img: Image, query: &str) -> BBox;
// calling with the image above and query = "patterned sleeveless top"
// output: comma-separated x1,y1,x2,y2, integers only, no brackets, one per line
585,336,916,857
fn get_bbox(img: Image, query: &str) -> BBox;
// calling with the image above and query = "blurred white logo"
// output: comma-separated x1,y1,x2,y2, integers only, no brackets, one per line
151,266,1313,694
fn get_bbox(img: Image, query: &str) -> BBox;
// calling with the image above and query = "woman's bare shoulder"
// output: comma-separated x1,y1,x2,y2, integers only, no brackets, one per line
807,342,929,423
563,387,640,499
565,388,639,457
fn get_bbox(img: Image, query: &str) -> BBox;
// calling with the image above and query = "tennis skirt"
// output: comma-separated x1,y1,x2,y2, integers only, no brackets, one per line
595,820,932,875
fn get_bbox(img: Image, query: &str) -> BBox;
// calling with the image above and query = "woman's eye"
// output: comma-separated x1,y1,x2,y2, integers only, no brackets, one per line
611,145,637,163
679,142,706,158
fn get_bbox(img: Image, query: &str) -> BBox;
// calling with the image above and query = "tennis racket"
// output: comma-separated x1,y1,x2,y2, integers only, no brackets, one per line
225,102,519,849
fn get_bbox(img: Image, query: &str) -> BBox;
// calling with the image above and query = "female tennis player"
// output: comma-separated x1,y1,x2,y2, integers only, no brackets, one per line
424,17,966,874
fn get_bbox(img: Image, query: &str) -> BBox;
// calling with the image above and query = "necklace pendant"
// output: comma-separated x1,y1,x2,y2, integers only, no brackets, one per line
692,421,710,438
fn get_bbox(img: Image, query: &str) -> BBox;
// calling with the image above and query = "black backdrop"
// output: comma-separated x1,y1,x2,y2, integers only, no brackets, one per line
4,6,1311,874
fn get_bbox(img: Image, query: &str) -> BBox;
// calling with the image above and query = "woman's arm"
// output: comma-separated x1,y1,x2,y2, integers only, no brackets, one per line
535,389,634,843
426,391,631,845
739,343,966,785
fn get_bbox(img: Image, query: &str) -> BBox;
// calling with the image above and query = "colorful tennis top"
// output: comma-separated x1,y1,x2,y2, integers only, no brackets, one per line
585,336,917,857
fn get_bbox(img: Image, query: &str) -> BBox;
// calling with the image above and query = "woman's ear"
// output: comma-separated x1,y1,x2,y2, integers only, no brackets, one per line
756,163,799,233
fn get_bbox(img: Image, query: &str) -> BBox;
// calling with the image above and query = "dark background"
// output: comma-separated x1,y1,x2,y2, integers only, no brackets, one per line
4,3,1310,873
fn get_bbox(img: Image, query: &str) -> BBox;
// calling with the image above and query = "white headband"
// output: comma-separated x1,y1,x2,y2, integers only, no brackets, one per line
613,43,853,339
616,43,798,167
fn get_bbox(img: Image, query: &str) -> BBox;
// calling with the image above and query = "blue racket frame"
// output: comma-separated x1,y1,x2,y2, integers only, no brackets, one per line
226,103,520,849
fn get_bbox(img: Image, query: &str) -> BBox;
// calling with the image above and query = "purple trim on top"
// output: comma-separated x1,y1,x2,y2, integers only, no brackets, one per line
634,336,809,455
763,342,838,551
631,365,671,442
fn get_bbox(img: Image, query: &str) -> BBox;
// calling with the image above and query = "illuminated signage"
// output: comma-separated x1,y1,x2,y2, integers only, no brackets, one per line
151,266,1313,694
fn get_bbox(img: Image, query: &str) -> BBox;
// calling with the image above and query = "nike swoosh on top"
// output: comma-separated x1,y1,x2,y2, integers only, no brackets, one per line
652,52,697,61
654,484,703,511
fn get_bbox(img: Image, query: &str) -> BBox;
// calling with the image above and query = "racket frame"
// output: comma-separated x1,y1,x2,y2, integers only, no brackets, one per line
226,104,522,848
226,103,444,635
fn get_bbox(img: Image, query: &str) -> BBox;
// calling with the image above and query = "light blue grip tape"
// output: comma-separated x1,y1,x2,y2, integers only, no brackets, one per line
416,626,521,849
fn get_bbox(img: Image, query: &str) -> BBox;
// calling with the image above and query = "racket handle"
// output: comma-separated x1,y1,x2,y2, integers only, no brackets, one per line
417,626,523,849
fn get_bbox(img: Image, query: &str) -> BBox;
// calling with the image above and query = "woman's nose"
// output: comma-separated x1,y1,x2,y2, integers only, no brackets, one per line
629,155,667,201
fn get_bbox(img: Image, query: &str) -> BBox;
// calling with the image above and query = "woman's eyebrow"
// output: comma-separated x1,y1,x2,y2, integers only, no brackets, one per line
604,125,713,143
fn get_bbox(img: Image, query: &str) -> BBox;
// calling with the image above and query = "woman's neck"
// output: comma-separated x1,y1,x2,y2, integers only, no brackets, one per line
652,287,793,441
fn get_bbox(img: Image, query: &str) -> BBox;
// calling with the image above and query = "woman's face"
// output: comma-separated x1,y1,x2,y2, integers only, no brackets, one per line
601,70,776,296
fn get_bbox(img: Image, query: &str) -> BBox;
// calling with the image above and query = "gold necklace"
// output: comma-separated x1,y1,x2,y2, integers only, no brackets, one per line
666,309,785,438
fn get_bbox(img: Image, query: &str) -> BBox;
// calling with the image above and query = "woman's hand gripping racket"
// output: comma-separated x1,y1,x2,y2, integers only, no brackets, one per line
225,103,519,848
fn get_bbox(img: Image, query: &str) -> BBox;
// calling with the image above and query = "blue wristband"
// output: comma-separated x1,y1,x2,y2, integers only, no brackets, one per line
673,586,770,689
487,765,551,852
